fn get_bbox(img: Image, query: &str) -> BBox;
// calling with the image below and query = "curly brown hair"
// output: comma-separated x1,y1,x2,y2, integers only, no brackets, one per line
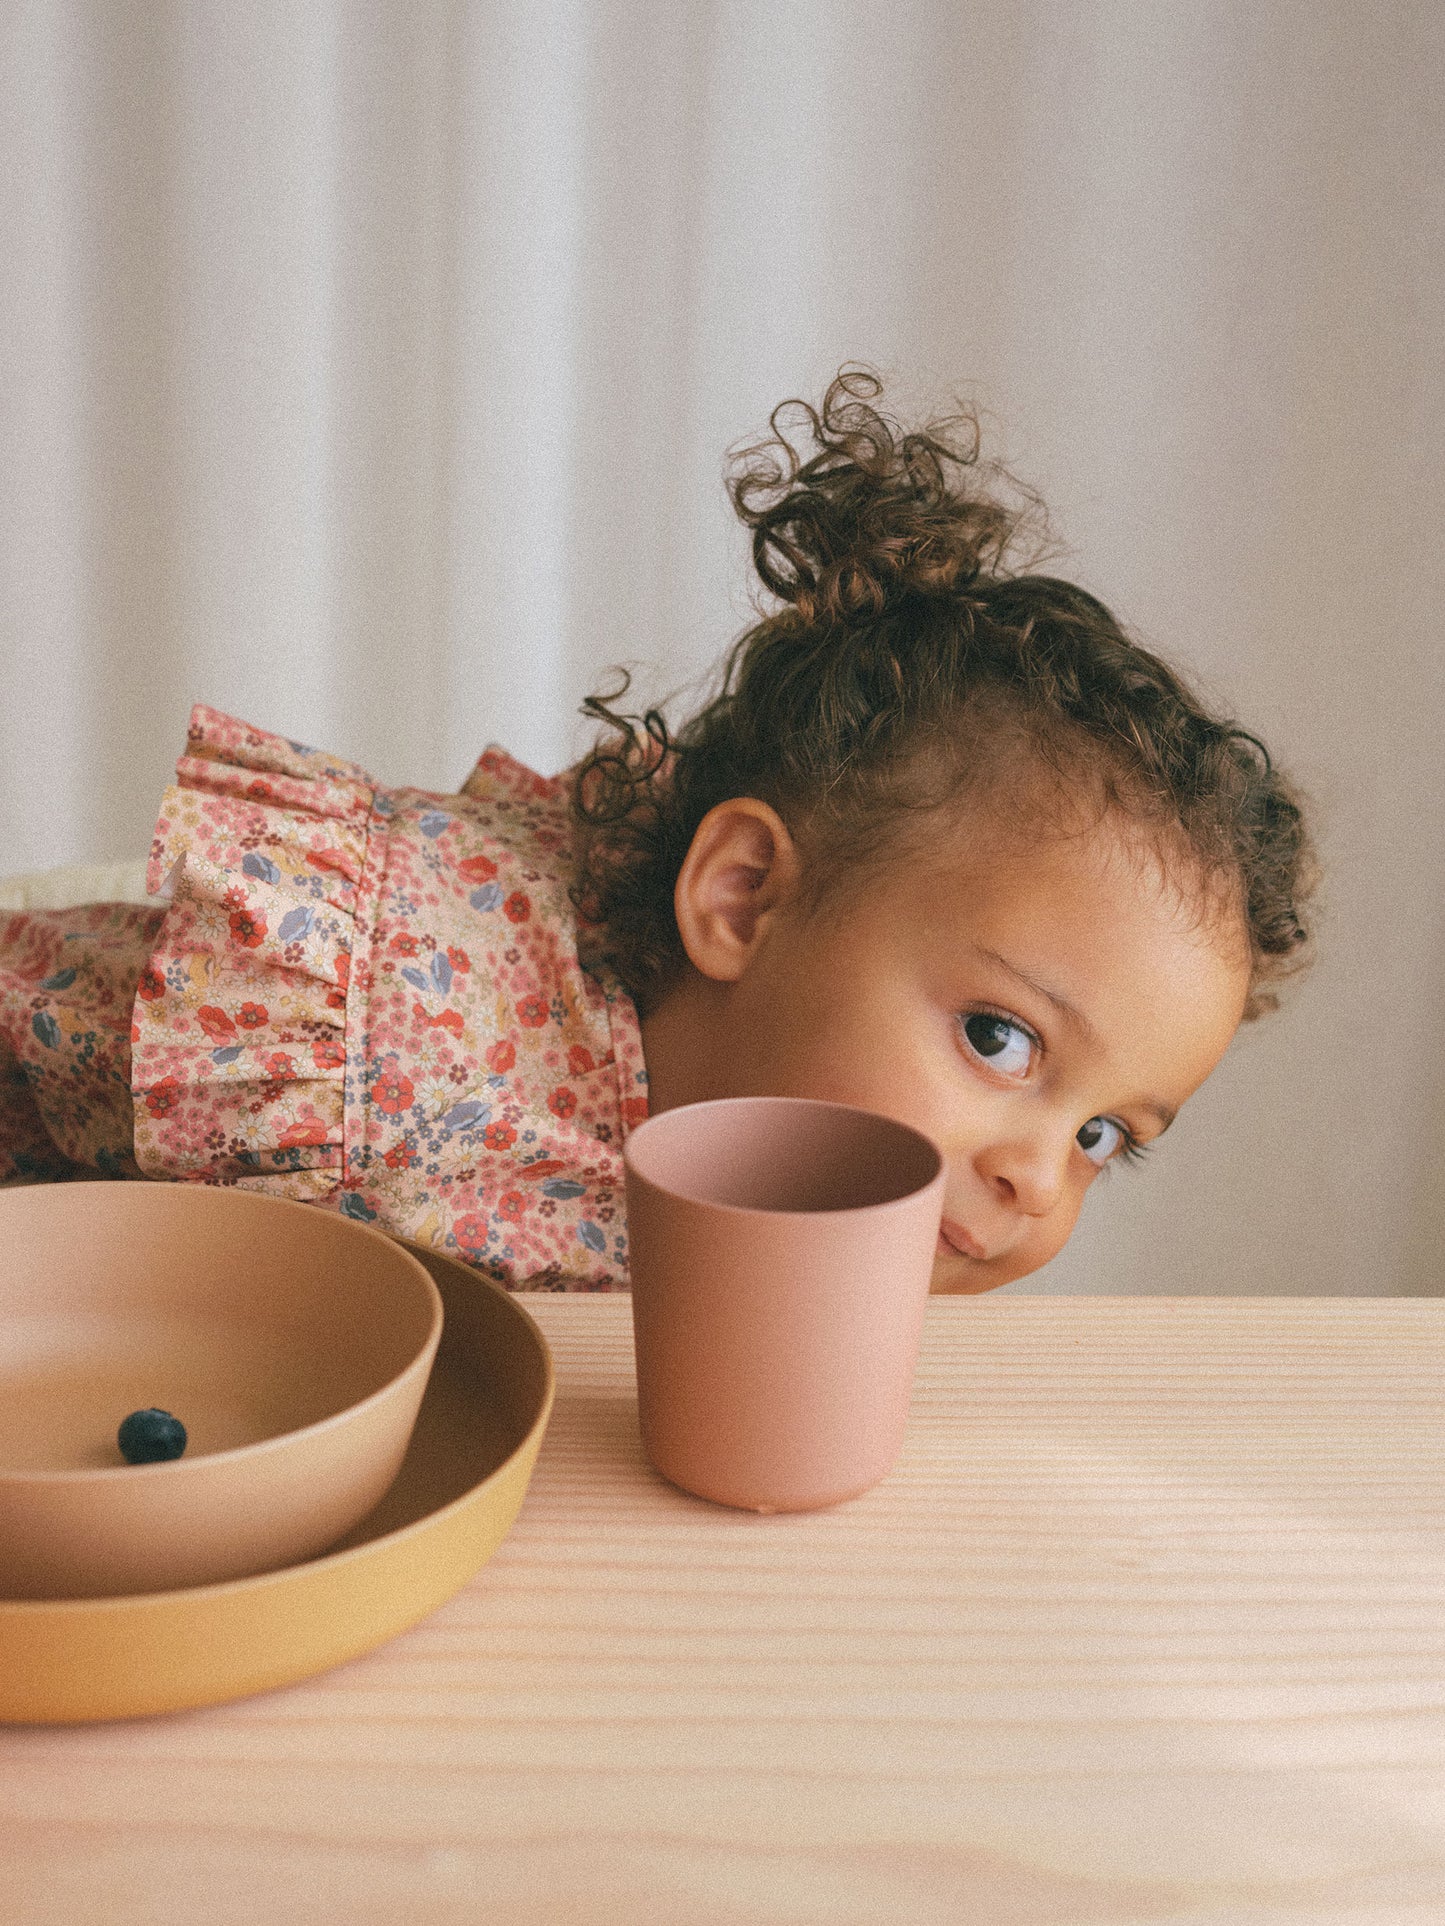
572,368,1315,1021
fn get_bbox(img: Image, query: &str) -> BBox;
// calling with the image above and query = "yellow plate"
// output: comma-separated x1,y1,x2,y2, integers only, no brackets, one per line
0,1243,554,1724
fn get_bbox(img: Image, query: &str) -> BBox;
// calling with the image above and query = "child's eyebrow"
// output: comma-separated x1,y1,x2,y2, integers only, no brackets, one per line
980,945,1178,1135
978,946,1095,1040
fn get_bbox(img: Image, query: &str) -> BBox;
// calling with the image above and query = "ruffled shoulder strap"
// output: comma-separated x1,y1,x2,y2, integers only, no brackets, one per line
132,706,383,1199
457,745,584,881
459,744,562,807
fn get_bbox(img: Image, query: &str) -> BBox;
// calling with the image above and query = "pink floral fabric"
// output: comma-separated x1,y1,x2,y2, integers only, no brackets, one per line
3,707,648,1289
0,902,164,1182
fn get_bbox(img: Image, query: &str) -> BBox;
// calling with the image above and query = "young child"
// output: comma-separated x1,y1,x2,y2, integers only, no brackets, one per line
0,370,1314,1292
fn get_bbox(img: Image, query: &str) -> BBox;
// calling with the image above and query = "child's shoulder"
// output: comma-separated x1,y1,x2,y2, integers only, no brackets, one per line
130,708,642,1287
163,707,579,896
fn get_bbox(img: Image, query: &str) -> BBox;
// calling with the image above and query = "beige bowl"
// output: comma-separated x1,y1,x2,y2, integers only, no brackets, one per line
0,1183,443,1599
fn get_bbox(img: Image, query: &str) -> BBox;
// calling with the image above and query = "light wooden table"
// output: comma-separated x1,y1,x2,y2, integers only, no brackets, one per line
5,1295,1445,1925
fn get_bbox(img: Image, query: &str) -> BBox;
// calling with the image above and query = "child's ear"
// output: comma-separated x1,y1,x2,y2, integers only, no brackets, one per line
673,799,801,982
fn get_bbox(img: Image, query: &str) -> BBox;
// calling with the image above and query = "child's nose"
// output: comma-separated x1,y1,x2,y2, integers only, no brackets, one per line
972,1134,1070,1219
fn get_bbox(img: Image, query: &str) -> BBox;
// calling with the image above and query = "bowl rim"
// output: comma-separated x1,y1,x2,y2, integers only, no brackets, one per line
0,1183,444,1486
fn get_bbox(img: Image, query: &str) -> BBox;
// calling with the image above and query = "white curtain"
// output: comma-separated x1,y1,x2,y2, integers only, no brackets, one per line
3,0,1442,1295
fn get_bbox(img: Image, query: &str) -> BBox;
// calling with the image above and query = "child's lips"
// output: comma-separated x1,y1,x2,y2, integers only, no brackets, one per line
938,1219,989,1262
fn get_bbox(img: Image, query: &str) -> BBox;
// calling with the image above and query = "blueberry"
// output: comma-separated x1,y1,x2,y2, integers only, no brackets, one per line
117,1408,188,1464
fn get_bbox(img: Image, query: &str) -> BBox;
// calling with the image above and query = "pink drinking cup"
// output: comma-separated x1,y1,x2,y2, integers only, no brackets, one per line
623,1096,947,1512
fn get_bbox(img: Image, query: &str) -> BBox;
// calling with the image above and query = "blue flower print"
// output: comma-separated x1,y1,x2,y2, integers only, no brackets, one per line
242,852,281,885
31,1013,61,1050
577,1220,606,1254
277,906,315,943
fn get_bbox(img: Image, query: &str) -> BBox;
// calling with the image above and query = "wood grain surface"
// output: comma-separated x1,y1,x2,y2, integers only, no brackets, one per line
5,1295,1445,1925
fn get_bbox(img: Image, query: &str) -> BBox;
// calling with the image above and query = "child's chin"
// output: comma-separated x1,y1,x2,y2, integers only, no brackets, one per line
929,1256,1007,1295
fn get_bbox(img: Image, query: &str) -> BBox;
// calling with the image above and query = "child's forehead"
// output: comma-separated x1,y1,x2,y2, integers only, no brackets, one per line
888,785,1145,882
887,797,1246,960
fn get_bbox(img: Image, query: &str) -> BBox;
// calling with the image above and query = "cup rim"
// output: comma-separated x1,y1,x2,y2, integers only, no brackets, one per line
623,1093,944,1218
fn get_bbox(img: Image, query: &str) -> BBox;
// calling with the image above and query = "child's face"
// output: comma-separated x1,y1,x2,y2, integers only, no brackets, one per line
672,807,1251,1292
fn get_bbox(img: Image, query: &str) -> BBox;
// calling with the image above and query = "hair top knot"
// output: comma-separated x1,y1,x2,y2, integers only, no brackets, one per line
730,367,1041,627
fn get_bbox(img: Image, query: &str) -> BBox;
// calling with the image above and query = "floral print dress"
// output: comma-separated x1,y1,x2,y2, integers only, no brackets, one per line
0,707,648,1290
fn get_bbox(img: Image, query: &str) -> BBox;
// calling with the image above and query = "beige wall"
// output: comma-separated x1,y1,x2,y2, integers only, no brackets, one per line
2,1,1441,1293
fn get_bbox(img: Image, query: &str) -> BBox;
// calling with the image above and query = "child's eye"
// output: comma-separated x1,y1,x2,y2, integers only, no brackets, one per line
959,1011,1035,1079
1077,1116,1129,1166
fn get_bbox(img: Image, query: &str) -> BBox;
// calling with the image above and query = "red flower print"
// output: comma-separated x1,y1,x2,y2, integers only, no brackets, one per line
498,1189,527,1222
383,1139,417,1170
137,966,165,1002
504,891,531,923
264,1051,296,1078
246,779,274,802
516,993,549,1029
412,1000,463,1036
236,1001,269,1029
389,932,420,956
306,846,350,875
447,946,470,975
197,1005,237,1042
228,907,268,948
548,1085,577,1120
483,1120,517,1151
623,1095,650,1128
567,1044,595,1076
326,951,350,1010
453,1212,490,1257
458,853,497,883
312,1037,344,1071
521,1158,567,1179
144,1076,181,1118
487,1039,516,1073
278,1108,330,1148
370,1068,415,1116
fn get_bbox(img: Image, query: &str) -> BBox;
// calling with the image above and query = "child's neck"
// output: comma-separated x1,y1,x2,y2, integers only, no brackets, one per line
637,971,732,1117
